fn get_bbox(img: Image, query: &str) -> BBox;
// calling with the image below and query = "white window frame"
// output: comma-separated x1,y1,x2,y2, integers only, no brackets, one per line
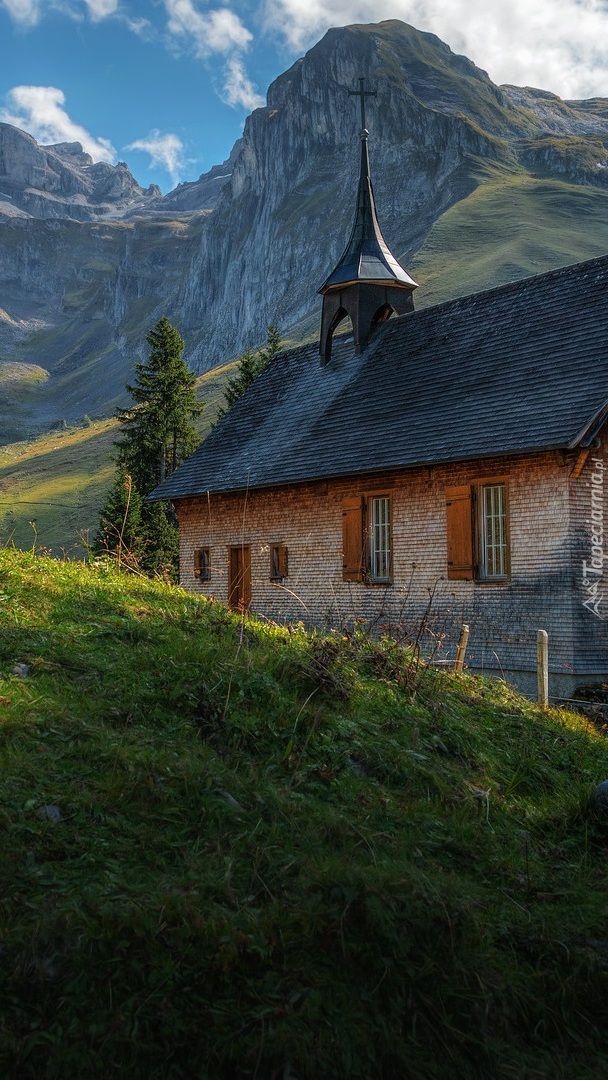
368,494,392,583
478,483,508,580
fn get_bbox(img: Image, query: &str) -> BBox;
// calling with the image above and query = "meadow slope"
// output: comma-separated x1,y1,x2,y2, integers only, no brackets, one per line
1,551,608,1077
0,360,235,557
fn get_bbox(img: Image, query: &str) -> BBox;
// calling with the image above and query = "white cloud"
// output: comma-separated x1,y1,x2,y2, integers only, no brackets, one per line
83,0,118,19
223,56,265,110
163,1,263,113
0,0,41,25
126,129,186,185
1,0,119,27
0,86,116,161
262,0,608,100
164,0,252,57
125,14,153,38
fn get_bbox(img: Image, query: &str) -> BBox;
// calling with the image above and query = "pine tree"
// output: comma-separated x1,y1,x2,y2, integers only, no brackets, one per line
218,324,281,419
95,317,202,578
118,317,202,491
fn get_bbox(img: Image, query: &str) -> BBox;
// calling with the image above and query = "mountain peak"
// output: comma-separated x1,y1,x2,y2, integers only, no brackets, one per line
0,122,157,221
3,18,608,446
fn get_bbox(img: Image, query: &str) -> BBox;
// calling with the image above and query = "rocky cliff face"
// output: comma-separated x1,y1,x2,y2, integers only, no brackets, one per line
0,124,161,221
139,142,242,217
3,19,608,442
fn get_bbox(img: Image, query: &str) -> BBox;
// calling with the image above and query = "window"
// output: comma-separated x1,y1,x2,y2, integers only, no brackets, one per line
194,547,211,581
341,494,392,583
446,481,509,581
370,496,391,581
480,484,508,578
270,543,288,581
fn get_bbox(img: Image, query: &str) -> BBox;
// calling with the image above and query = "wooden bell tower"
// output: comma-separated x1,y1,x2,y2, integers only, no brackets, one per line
319,79,418,364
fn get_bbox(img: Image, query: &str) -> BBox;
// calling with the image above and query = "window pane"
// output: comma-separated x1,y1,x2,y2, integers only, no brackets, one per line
482,485,506,577
371,497,391,580
194,548,210,580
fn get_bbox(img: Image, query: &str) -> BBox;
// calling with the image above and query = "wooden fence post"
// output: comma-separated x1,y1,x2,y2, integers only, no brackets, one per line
537,630,549,708
454,624,470,674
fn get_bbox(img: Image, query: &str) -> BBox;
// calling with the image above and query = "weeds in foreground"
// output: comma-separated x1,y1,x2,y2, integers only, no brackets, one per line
0,550,608,1078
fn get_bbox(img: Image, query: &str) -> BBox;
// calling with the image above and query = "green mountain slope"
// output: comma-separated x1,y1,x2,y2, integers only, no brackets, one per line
0,360,235,556
1,550,607,1076
412,169,608,305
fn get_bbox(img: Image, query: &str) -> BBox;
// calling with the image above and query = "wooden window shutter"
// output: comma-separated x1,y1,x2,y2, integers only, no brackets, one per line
342,496,364,582
446,486,474,580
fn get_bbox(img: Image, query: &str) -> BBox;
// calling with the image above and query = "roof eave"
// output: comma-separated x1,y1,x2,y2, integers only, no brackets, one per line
568,397,608,449
319,275,418,294
151,439,588,503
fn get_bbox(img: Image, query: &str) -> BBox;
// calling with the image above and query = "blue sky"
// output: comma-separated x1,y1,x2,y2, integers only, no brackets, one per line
2,1,608,193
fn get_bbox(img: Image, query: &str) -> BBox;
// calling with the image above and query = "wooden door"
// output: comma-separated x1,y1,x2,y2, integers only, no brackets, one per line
228,545,251,612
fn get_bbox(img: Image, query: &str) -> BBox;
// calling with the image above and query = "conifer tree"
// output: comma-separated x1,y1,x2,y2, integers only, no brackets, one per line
95,316,202,577
218,324,281,418
118,317,202,490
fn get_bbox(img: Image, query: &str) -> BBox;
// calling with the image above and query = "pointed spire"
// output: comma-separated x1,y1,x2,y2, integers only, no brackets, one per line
319,78,417,363
319,79,417,293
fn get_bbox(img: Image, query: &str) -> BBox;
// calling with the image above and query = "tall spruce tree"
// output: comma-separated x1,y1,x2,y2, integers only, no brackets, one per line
218,324,281,419
95,317,202,577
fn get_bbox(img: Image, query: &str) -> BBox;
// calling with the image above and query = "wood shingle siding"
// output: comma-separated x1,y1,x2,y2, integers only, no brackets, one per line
175,437,608,696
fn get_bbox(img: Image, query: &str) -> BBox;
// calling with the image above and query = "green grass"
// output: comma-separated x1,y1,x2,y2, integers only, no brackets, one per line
0,550,607,1077
411,172,608,306
0,360,236,558
0,421,118,557
0,363,48,387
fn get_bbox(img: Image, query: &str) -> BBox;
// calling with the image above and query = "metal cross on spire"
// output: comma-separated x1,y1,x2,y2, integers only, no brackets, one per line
348,77,377,133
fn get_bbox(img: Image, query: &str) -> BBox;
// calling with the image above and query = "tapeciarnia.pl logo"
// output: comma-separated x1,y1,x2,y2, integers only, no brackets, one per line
581,455,605,620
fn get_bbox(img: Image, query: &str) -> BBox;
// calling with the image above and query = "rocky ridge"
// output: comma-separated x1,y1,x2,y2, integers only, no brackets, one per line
0,123,162,222
3,19,608,442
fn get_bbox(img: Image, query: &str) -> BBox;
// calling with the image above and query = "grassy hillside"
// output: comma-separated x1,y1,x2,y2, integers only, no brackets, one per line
0,360,235,557
1,550,608,1077
411,170,608,305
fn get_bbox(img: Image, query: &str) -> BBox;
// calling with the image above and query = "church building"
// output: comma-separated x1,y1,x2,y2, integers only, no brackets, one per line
150,81,608,698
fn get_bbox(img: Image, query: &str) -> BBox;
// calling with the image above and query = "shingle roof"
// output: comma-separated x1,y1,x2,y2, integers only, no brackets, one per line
150,254,608,502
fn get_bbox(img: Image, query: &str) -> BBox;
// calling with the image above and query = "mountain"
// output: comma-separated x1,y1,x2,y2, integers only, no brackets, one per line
3,19,608,444
0,123,161,221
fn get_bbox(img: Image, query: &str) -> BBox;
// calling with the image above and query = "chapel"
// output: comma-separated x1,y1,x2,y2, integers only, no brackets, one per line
150,80,608,697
